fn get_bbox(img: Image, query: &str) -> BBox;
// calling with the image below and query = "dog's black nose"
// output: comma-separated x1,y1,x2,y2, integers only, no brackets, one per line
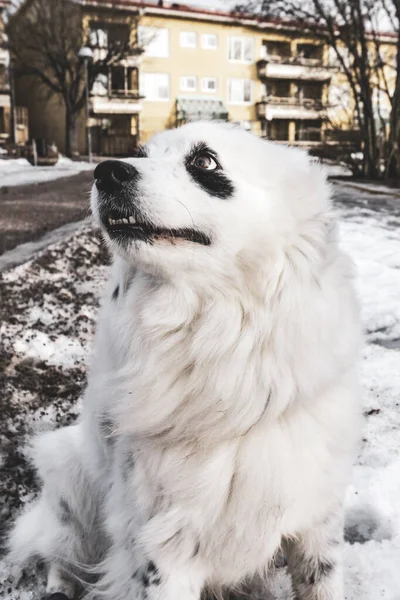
94,160,138,192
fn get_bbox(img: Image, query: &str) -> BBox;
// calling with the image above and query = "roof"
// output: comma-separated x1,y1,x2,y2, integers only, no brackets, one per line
76,1,399,40
77,0,308,32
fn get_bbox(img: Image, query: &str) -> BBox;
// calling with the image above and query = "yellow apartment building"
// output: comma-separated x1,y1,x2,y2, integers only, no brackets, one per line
84,0,335,154
12,0,396,156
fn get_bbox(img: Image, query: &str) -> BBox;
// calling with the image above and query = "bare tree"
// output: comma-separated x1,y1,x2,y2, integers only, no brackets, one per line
235,0,399,179
378,0,400,178
6,0,142,156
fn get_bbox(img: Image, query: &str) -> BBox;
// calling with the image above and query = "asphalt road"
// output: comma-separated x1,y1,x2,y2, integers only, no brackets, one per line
0,171,95,256
333,181,400,219
1,175,399,260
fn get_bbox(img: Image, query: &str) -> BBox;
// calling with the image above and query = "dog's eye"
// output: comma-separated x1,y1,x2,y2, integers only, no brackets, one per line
193,154,218,171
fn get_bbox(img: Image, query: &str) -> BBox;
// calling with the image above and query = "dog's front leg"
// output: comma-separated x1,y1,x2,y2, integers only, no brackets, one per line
96,548,206,600
132,559,205,600
286,510,344,600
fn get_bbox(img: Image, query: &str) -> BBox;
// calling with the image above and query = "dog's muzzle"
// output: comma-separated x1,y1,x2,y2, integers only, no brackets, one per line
94,160,139,194
93,160,211,247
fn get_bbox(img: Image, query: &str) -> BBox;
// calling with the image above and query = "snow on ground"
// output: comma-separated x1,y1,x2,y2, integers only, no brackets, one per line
0,188,400,599
0,157,94,188
323,161,353,177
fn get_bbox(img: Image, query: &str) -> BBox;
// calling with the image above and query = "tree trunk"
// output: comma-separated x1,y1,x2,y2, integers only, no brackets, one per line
65,104,72,158
386,102,400,180
386,42,400,180
361,89,379,180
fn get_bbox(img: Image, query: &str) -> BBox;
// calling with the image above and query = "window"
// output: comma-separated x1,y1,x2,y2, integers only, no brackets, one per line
297,43,323,61
261,40,291,59
180,76,197,91
111,66,125,93
92,67,138,97
228,36,253,63
201,77,217,93
89,26,108,48
89,25,108,61
89,22,130,61
138,26,169,58
202,34,218,50
140,73,170,101
180,31,197,48
228,79,252,104
16,106,29,129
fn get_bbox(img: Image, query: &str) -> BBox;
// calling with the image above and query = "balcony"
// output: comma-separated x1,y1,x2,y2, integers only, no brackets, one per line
257,57,332,82
256,96,326,121
91,91,142,115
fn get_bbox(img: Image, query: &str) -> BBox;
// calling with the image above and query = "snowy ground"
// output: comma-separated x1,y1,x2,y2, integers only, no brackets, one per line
0,187,399,600
0,157,94,188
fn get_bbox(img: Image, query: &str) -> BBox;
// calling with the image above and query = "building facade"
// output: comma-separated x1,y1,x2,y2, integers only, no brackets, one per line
0,0,11,146
14,0,389,155
135,4,333,146
0,0,30,148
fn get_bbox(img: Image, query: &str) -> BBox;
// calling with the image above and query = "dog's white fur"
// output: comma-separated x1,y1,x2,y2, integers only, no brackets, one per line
8,122,361,600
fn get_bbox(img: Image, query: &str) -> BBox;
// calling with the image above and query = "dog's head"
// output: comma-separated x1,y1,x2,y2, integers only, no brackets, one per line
91,121,330,278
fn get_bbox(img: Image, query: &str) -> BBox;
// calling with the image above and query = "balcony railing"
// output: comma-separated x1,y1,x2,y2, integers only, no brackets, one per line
256,96,326,121
296,128,322,142
261,95,324,110
257,59,332,82
262,55,323,67
109,89,142,99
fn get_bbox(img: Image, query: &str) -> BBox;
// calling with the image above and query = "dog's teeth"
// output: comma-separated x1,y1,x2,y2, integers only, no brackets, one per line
108,216,135,226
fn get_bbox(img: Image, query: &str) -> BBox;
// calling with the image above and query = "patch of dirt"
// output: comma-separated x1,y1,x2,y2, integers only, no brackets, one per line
0,227,109,533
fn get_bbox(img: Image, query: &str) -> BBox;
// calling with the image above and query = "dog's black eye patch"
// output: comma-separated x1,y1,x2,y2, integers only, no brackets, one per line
132,145,148,158
184,142,235,200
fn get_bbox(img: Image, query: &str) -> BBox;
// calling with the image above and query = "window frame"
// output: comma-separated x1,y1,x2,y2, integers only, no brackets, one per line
138,26,170,58
228,36,254,63
201,33,218,50
180,75,197,92
227,78,253,105
180,31,197,49
140,72,170,102
201,77,217,93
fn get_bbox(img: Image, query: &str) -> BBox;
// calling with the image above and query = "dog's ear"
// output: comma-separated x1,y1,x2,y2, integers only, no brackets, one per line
287,154,331,221
274,151,335,261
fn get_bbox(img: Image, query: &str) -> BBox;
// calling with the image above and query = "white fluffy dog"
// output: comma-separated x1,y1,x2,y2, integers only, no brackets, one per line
8,122,361,600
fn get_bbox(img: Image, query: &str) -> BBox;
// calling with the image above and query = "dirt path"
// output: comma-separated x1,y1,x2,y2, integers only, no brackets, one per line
0,171,94,255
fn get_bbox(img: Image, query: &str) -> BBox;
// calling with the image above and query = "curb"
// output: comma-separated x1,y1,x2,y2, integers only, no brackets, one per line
0,218,91,273
331,178,400,198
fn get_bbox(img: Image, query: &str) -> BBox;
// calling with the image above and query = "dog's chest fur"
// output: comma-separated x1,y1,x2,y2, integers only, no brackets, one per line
100,268,281,441
84,261,359,583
